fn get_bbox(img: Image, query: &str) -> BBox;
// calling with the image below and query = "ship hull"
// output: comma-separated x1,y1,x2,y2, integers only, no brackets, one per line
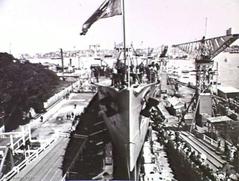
97,86,129,178
97,83,158,179
129,83,158,173
62,82,159,180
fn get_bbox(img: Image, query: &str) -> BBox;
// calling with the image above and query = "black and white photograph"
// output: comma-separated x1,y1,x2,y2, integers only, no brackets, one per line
0,0,239,180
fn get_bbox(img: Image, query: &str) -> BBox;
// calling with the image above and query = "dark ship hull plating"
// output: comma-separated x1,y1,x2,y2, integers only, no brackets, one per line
98,83,158,179
97,86,129,178
62,83,159,180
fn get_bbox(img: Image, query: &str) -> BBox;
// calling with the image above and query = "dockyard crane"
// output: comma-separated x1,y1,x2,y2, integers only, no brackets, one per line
172,31,239,130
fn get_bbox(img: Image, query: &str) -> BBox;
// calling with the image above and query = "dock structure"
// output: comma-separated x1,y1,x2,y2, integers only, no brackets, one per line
172,33,239,132
217,86,239,99
0,87,94,181
179,131,226,171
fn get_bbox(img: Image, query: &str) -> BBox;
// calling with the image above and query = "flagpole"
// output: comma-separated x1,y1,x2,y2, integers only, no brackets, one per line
122,0,126,65
122,0,130,89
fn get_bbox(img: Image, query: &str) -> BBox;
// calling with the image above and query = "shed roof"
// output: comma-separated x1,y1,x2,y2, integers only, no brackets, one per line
167,97,183,107
207,116,232,124
217,86,239,94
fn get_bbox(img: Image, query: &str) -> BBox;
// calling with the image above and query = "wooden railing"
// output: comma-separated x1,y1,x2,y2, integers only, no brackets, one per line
202,134,218,148
43,80,80,109
0,135,58,181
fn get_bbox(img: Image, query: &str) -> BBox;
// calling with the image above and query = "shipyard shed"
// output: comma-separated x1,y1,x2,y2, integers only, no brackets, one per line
165,97,184,116
199,93,212,116
206,116,232,135
217,86,239,99
160,72,168,93
184,113,194,125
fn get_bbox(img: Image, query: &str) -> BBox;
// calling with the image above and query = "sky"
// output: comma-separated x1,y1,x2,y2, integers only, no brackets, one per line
0,0,239,56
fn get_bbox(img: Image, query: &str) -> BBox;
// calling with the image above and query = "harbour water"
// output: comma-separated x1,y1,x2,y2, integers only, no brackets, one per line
29,52,239,88
29,56,116,70
167,52,239,89
215,52,239,89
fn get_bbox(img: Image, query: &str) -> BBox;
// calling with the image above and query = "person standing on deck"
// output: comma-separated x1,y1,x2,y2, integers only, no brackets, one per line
111,63,118,87
90,66,99,83
138,62,145,83
94,67,99,83
116,60,127,87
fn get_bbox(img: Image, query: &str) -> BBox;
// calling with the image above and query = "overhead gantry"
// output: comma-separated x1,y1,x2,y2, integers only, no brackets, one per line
173,33,239,95
172,31,239,130
173,33,239,59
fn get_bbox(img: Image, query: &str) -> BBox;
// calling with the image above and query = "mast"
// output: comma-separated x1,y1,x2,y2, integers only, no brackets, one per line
60,48,64,73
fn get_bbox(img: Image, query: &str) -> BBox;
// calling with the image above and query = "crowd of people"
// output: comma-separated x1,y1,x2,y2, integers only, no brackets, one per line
90,65,112,83
89,59,161,87
111,59,127,88
130,61,160,84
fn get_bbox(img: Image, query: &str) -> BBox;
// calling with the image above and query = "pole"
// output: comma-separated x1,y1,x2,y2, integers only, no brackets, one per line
122,0,130,88
122,0,126,64
28,124,32,142
60,48,64,73
204,17,207,37
10,135,14,151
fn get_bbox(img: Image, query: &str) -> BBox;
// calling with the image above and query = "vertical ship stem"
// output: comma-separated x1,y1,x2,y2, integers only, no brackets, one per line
122,0,130,177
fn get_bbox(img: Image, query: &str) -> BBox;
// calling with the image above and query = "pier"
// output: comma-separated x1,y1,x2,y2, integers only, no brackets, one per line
0,82,94,180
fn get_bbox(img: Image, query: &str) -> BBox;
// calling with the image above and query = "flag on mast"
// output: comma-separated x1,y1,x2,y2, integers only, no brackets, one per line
80,0,122,35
